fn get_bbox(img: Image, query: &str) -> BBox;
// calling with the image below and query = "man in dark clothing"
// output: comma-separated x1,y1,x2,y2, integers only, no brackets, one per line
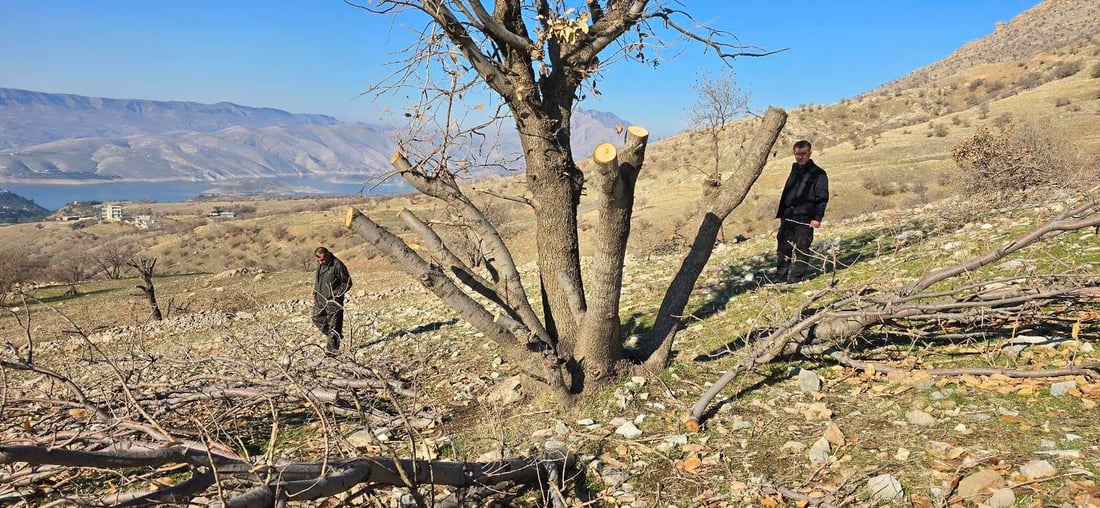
774,140,829,283
312,247,352,353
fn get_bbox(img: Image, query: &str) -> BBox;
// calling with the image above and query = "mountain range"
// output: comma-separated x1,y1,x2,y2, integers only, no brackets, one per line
0,88,627,183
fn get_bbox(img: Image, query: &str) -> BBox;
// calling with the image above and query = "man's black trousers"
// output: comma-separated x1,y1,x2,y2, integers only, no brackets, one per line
776,219,815,283
312,297,345,351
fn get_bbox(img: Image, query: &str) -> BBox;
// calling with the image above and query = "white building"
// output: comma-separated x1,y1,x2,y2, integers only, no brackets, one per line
101,203,124,222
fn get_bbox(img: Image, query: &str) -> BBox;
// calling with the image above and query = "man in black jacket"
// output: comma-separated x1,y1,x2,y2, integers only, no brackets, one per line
774,140,829,283
312,247,352,353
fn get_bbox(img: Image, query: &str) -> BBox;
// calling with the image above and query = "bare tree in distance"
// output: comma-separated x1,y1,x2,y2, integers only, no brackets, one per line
91,242,136,280
688,67,751,197
51,253,94,297
128,257,163,321
345,0,784,399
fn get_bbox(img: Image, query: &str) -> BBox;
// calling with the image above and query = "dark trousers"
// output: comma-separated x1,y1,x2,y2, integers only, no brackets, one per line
776,219,815,283
312,297,345,351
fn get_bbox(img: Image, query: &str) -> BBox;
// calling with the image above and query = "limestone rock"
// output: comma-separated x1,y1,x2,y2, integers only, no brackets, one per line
906,409,936,426
615,422,642,439
798,368,822,393
1019,460,1057,479
866,474,903,501
957,469,1003,500
987,488,1015,508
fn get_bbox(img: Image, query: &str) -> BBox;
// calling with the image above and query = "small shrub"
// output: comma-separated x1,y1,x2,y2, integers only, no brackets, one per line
933,124,949,137
1091,64,1100,79
1050,59,1083,79
1055,97,1071,107
951,119,1082,198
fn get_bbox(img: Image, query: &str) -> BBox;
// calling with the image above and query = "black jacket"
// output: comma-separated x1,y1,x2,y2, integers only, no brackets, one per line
776,160,829,222
314,256,352,301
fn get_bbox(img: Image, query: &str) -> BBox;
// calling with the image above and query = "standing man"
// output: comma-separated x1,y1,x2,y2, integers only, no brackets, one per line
312,247,352,354
774,140,829,283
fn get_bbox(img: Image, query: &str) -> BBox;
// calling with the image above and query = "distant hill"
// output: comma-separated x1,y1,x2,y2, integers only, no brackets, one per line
0,88,340,150
0,189,50,223
0,88,629,183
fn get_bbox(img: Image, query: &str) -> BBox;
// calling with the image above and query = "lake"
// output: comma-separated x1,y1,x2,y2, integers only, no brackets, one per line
3,176,412,210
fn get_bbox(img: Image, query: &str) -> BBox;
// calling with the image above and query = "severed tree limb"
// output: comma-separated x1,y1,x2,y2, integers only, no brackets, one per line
686,192,1100,428
827,350,1100,381
1,443,574,506
643,107,788,371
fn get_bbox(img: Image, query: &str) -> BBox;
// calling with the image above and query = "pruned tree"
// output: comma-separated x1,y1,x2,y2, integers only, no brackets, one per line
127,257,163,321
0,247,46,300
345,0,783,399
688,67,751,196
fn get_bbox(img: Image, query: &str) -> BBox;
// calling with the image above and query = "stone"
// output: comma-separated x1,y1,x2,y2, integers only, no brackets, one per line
798,368,822,393
781,441,806,454
485,375,524,405
1050,380,1077,396
906,409,936,426
729,419,753,431
554,421,570,436
544,440,568,451
866,474,904,501
1019,460,1057,479
824,422,845,446
665,434,689,446
576,418,596,426
1040,439,1057,449
1035,449,1080,458
346,429,377,448
808,437,831,464
957,469,1003,500
986,488,1015,508
615,422,642,439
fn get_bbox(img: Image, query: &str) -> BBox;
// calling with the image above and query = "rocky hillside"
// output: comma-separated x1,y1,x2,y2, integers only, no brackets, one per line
0,189,50,222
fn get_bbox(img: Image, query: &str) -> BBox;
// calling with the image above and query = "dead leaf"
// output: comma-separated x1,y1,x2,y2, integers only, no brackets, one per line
759,495,781,507
682,456,702,473
999,414,1024,424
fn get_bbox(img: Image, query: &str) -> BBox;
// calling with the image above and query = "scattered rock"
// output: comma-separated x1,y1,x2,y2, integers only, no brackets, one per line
615,422,642,439
895,448,911,460
1040,439,1057,449
957,469,1003,500
576,418,596,426
665,435,689,446
808,437,831,464
554,421,570,436
485,375,523,405
798,368,822,393
866,474,904,501
986,488,1015,508
781,441,806,454
906,409,936,426
1050,380,1077,397
729,419,752,432
1035,449,1081,458
798,402,833,421
544,440,567,451
824,422,845,446
1019,460,1057,479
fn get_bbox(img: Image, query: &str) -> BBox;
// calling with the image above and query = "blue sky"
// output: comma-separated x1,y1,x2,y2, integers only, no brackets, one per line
2,1,1039,138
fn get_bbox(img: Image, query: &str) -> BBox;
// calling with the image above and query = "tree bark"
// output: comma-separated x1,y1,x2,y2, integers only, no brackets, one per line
643,107,787,371
574,127,649,384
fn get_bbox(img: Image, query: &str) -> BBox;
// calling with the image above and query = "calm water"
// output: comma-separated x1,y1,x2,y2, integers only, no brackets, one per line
3,177,411,210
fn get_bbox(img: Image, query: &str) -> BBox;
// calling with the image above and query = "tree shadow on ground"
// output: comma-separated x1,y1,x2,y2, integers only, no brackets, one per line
30,288,116,305
694,366,792,424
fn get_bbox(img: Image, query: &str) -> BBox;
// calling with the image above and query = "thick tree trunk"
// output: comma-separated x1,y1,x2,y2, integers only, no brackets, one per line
518,119,585,357
574,127,649,384
643,107,787,371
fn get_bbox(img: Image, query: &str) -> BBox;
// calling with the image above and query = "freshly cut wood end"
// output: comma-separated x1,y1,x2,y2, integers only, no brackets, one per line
593,142,617,164
344,206,358,228
684,418,700,433
626,125,649,138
